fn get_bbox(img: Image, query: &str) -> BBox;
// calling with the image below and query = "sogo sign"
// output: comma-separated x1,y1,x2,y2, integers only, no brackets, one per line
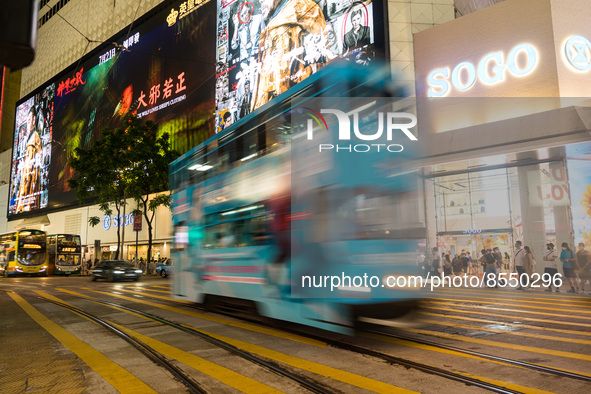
427,43,539,97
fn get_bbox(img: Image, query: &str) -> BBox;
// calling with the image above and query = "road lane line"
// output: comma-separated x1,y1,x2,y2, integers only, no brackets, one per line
58,287,326,348
430,292,591,308
7,292,156,394
425,301,591,324
398,326,591,362
421,311,591,337
111,322,281,393
431,297,591,315
417,318,591,346
59,289,415,393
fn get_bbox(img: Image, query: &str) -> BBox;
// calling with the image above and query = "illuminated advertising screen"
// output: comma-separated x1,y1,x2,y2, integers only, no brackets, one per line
215,0,376,132
9,85,55,215
9,0,217,220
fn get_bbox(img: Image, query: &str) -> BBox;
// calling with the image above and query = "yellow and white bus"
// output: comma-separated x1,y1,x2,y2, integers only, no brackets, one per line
0,229,48,277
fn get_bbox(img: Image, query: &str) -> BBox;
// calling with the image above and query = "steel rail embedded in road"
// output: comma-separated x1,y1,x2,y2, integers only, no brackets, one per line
35,296,205,394
62,295,335,394
363,326,591,383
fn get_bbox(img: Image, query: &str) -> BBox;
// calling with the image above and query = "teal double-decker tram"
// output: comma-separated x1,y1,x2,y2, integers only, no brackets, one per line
170,62,426,334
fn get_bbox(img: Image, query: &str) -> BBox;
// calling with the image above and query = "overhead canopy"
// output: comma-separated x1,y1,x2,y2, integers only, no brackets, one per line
16,215,51,229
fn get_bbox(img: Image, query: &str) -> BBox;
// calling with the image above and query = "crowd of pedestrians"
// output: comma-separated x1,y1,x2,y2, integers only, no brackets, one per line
422,240,591,294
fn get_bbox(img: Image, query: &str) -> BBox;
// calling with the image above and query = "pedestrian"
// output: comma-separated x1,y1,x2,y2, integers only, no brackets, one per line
543,243,559,292
484,249,498,288
431,247,441,277
560,242,579,293
575,242,590,294
460,252,470,275
452,254,462,276
523,246,535,289
514,241,526,290
443,254,452,276
86,259,92,276
139,257,146,274
503,252,511,272
149,259,156,275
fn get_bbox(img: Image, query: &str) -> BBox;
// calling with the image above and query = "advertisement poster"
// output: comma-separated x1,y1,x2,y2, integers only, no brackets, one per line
215,0,375,132
9,85,55,215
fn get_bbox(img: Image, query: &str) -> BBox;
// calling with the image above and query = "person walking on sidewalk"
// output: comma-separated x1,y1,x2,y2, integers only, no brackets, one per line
514,241,526,290
543,243,560,292
560,242,579,293
523,246,535,289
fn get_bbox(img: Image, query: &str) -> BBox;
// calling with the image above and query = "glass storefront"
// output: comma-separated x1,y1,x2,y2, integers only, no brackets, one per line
426,143,591,270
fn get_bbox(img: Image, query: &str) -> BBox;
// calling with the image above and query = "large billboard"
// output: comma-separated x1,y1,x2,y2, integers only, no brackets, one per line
214,0,377,132
9,85,54,215
9,0,217,220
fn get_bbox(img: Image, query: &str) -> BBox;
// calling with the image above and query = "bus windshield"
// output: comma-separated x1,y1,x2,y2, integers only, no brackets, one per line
57,235,81,246
17,250,46,266
19,231,46,243
56,255,80,266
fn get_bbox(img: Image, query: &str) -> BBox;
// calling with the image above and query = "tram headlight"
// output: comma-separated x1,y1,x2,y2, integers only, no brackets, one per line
135,270,142,273
113,270,124,274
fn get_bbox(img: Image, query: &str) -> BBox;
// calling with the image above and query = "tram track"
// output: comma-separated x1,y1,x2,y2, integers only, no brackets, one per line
36,293,335,394
46,286,590,393
35,295,206,393
361,325,591,383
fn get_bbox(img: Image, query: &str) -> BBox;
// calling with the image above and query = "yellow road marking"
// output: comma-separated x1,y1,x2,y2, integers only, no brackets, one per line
423,304,591,329
113,288,195,304
418,318,591,346
178,323,417,393
425,300,591,324
434,287,591,304
421,311,591,337
151,286,170,289
453,372,555,394
60,289,414,393
111,322,280,393
431,297,591,315
8,292,156,394
58,288,326,348
430,292,591,308
399,326,591,362
128,287,170,294
362,331,591,380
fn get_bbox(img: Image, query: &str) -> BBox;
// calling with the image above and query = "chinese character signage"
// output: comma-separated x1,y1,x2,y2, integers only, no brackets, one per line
9,0,217,220
214,0,376,132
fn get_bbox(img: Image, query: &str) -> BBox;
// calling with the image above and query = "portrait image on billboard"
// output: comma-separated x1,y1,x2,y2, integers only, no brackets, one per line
214,0,375,132
9,85,55,215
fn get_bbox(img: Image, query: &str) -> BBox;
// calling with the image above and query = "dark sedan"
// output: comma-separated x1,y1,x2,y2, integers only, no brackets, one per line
91,260,142,282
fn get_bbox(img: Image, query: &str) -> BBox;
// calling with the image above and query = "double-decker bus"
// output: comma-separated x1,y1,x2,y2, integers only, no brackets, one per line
170,61,426,334
0,229,48,277
48,234,82,276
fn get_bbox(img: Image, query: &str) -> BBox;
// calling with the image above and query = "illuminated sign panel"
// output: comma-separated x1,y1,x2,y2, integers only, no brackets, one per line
427,43,539,97
9,86,54,215
22,244,42,249
214,0,377,132
9,0,217,220
60,247,78,253
563,35,591,71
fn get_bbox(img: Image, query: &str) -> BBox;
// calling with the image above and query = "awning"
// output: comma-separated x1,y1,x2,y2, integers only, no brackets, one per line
16,215,51,229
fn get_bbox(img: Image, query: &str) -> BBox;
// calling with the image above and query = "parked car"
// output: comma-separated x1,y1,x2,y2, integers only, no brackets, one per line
91,260,142,282
156,260,173,278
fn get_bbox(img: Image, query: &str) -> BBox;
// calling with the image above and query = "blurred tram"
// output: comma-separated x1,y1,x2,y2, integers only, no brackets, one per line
170,61,426,334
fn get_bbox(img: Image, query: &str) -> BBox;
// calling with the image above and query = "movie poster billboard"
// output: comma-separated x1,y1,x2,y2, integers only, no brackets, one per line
9,84,55,215
8,0,216,220
215,0,375,132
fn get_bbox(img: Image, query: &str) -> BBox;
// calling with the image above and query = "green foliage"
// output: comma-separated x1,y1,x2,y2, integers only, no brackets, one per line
68,115,179,263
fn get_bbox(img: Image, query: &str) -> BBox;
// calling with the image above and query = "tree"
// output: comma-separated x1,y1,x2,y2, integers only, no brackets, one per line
69,116,178,263
68,128,129,259
123,116,179,265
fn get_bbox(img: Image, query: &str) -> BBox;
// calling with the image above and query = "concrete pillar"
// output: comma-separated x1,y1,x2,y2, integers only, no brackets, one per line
517,164,546,274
